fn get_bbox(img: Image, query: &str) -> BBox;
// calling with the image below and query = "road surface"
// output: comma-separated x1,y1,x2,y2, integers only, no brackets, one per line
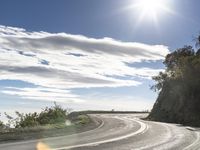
0,114,200,150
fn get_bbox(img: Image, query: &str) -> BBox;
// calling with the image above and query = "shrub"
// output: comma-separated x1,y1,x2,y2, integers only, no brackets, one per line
4,102,69,128
0,121,4,129
37,102,68,125
76,115,90,125
15,112,39,128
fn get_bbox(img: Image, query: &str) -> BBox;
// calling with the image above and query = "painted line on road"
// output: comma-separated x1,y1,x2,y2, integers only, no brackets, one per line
131,121,200,150
0,115,105,148
183,131,200,150
54,117,148,150
72,115,105,135
132,121,173,150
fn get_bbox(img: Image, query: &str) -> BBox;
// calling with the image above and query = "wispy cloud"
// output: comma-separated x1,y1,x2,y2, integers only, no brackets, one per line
2,87,84,103
0,25,169,103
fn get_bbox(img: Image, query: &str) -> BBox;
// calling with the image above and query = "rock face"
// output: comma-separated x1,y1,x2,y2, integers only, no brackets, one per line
148,46,200,127
148,81,200,126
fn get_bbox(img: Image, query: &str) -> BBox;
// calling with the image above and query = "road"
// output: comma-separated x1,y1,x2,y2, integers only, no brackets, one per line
0,114,200,150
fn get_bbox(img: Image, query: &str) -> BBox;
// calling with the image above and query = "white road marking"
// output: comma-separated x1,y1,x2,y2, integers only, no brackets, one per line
133,122,174,150
0,115,104,148
54,117,148,150
2,114,199,150
183,131,200,150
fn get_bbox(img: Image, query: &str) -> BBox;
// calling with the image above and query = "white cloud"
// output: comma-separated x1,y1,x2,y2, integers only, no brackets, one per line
2,87,84,103
0,25,169,104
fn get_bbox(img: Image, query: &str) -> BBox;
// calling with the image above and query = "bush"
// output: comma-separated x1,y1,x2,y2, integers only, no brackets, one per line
37,103,68,125
15,112,39,128
77,115,90,125
0,121,4,129
4,103,69,128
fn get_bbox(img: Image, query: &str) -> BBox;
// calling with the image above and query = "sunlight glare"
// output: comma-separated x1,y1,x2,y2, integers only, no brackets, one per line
130,0,173,25
136,0,166,19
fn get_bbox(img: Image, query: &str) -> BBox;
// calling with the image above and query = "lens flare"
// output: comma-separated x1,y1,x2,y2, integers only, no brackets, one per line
36,142,52,150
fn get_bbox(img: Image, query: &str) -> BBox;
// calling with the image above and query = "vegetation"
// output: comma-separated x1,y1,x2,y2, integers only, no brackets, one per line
3,102,68,128
0,104,94,142
0,121,4,129
148,35,200,126
0,113,4,129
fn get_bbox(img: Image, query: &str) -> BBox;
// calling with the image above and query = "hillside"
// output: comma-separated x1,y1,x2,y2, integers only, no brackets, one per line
148,36,200,126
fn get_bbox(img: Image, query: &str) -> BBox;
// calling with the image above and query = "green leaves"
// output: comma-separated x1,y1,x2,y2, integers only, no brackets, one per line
152,45,197,91
151,72,168,92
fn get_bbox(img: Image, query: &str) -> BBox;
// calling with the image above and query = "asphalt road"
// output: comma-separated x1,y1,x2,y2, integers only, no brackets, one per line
0,114,200,150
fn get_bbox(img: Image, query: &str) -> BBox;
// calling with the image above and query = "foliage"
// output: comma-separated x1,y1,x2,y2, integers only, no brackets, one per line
4,102,69,128
0,121,4,129
15,112,39,128
151,72,168,92
76,115,90,125
4,112,16,128
37,102,68,125
0,113,4,129
148,35,200,126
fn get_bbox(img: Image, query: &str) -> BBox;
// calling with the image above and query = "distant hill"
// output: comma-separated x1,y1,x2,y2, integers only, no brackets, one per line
148,36,200,127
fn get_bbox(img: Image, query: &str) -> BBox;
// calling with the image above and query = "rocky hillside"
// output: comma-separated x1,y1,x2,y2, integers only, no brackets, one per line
148,36,200,126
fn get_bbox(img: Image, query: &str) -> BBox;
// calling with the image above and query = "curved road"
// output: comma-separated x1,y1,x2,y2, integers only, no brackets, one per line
0,114,200,150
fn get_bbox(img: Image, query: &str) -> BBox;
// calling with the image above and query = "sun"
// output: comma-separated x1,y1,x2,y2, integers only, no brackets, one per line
138,0,164,16
136,0,168,19
130,0,173,24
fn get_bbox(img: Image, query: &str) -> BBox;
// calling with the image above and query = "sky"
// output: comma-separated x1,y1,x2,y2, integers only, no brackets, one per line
0,0,200,120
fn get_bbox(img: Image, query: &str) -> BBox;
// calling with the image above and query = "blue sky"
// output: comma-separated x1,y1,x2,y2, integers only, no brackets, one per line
0,0,200,118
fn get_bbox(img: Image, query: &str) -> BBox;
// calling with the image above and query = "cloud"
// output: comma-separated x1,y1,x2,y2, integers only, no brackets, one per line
0,25,168,61
2,87,84,103
0,25,169,103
